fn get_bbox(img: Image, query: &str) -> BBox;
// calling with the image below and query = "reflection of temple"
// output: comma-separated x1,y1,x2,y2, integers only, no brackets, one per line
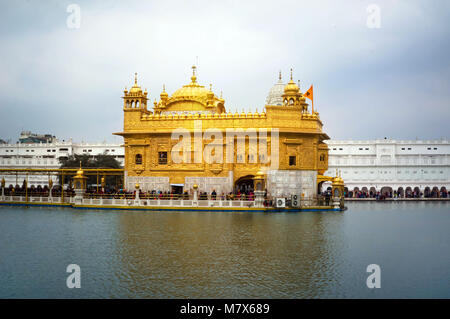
115,67,341,198
115,210,342,298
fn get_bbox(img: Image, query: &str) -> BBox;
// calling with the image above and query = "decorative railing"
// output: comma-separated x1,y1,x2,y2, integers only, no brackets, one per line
0,193,341,208
0,195,257,208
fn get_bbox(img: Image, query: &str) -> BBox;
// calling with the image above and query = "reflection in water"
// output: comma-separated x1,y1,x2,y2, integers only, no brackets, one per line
116,211,346,298
0,202,449,298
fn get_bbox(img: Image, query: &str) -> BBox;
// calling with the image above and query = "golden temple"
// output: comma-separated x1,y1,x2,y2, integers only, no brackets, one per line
114,66,343,200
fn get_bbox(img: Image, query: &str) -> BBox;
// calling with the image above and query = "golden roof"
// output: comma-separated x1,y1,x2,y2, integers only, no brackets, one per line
284,68,300,94
161,66,225,113
171,82,210,100
160,84,168,98
255,170,265,177
129,73,142,93
171,66,211,100
74,161,85,178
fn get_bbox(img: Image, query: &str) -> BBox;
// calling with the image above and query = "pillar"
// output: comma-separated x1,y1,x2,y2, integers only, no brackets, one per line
73,165,87,205
1,177,5,200
253,171,266,208
192,184,198,206
134,183,140,205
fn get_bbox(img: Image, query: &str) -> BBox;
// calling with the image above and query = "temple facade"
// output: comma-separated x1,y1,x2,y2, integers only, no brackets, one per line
115,67,338,199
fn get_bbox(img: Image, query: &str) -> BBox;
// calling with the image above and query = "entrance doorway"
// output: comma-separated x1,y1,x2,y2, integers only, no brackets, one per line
234,175,255,194
170,184,183,194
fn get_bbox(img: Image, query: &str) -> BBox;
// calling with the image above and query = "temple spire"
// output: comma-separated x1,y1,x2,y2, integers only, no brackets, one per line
191,65,197,83
134,72,138,85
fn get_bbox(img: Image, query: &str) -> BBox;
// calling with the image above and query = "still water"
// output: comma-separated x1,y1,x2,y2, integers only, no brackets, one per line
0,202,449,298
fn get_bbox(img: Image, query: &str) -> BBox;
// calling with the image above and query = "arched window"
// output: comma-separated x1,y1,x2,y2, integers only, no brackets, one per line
135,154,142,165
289,98,294,105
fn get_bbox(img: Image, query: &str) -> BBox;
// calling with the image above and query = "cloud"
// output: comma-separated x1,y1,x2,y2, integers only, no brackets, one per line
0,0,449,142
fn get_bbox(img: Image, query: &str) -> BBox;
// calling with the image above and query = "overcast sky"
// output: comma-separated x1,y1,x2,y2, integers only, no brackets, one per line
0,0,449,143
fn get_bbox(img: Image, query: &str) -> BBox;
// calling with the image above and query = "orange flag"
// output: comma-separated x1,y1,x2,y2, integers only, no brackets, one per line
304,85,314,112
304,85,313,101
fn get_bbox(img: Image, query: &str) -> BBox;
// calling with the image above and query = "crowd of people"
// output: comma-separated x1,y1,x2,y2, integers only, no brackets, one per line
4,182,449,204
1,183,264,201
81,187,261,201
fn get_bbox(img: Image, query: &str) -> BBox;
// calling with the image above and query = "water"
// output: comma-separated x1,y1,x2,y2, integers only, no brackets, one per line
0,202,449,298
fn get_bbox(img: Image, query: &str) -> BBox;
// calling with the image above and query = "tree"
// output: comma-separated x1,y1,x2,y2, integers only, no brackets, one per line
59,153,122,189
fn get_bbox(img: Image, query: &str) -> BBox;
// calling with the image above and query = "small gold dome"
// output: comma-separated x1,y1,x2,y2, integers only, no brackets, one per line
129,86,142,93
256,170,265,177
160,84,168,98
193,184,198,189
284,68,300,94
284,79,299,94
75,161,84,177
129,73,142,93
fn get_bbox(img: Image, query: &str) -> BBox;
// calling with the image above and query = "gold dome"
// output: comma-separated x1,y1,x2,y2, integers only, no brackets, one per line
332,176,344,185
171,67,211,101
284,80,300,94
75,162,84,177
129,86,142,93
284,68,300,94
162,66,225,113
129,73,142,93
207,84,214,98
160,84,168,98
171,83,210,100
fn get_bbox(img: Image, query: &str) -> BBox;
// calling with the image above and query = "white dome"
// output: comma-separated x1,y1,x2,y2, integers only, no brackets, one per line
265,75,285,106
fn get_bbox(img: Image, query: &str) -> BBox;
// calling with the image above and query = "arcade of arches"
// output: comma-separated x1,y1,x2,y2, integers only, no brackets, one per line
322,184,449,198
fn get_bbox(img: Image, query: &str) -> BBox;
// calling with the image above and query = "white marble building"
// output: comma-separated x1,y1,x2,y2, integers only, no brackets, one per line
323,139,450,197
0,139,124,187
2,136,449,197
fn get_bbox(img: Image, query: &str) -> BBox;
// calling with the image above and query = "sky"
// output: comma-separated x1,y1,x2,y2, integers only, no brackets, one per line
0,0,449,143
